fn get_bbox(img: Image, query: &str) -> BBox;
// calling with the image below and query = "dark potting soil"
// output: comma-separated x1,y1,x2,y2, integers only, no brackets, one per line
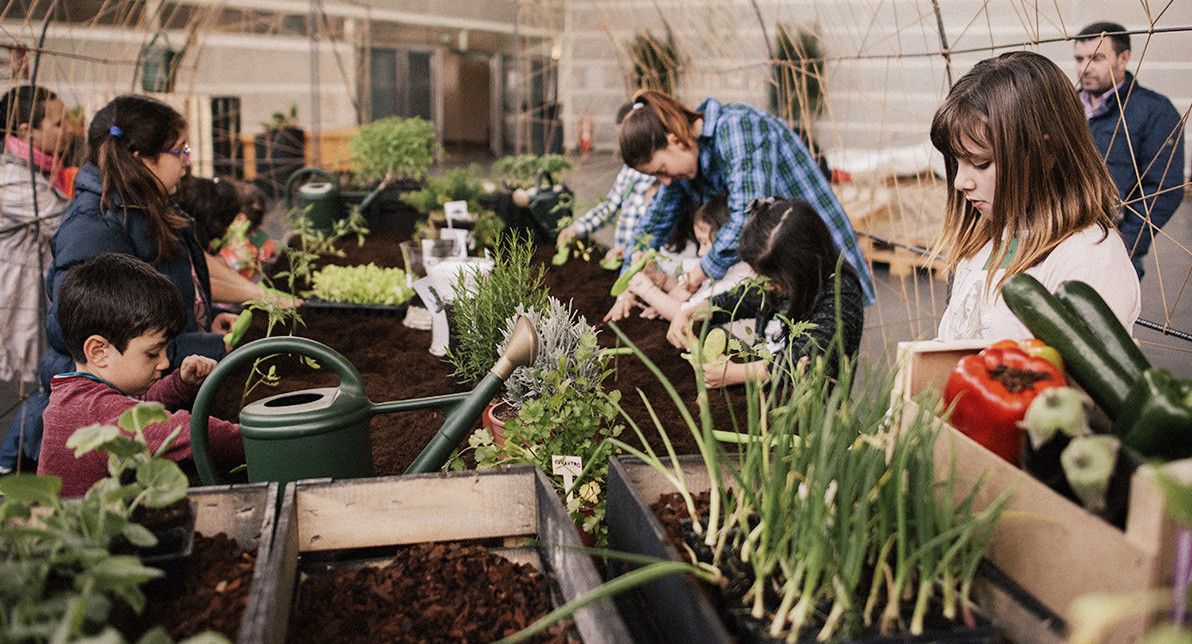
210,228,739,475
287,541,573,644
649,493,992,643
115,533,256,640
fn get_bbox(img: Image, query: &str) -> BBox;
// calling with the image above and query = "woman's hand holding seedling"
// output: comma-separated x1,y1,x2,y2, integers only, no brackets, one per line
179,355,217,386
667,303,710,349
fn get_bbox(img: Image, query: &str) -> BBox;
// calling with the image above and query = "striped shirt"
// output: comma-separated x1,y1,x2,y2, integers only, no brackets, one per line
632,98,876,305
571,164,657,252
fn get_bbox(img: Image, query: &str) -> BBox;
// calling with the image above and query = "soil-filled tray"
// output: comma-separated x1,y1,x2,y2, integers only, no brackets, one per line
608,455,1026,644
114,483,281,643
301,297,410,318
249,466,631,644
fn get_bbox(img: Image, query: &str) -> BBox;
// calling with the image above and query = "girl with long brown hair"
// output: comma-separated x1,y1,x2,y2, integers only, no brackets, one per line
931,51,1139,341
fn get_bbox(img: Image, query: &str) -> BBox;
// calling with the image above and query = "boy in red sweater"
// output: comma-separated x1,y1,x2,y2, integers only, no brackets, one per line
39,253,244,496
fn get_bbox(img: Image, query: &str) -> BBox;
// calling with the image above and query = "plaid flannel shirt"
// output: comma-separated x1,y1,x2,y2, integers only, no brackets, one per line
571,164,657,252
632,98,876,305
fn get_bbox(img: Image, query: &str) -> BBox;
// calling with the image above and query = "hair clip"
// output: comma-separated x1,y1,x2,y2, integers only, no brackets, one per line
108,125,124,139
631,101,646,110
746,196,778,213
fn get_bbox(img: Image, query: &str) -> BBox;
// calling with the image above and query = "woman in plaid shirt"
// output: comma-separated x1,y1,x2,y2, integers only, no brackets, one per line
606,90,875,321
558,102,658,263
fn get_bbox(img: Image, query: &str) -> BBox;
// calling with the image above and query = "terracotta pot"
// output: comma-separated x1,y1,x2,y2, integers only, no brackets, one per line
482,399,512,446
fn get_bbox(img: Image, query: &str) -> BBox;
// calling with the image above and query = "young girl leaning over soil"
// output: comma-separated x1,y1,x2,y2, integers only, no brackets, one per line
626,195,755,321
931,50,1139,341
668,197,865,389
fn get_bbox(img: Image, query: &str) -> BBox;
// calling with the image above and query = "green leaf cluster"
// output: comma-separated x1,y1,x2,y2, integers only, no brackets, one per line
400,167,486,215
445,231,549,385
349,116,436,183
0,403,202,643
309,263,414,306
491,154,573,189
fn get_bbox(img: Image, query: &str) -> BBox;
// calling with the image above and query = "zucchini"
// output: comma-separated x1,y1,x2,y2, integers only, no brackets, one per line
222,309,253,348
1001,274,1133,417
1054,280,1149,381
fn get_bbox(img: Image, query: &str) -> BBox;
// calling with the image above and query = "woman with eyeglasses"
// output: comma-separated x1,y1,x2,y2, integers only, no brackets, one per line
34,95,288,408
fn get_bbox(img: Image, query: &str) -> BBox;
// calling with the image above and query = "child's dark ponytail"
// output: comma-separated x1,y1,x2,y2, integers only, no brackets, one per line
88,95,188,261
0,85,58,137
739,198,853,322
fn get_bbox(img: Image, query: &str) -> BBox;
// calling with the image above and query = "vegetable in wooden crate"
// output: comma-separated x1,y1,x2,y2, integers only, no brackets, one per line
1003,274,1192,460
944,343,1066,463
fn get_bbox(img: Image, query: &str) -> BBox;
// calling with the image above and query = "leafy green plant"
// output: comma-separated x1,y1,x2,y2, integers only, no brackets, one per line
491,154,573,189
309,263,413,306
401,166,485,214
603,314,1009,641
470,298,623,543
261,103,299,132
628,30,681,94
770,24,825,131
445,230,549,385
349,116,436,183
0,403,203,643
471,208,505,251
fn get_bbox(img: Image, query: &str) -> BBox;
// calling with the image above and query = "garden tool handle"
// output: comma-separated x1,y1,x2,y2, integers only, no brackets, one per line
284,167,337,209
190,336,367,485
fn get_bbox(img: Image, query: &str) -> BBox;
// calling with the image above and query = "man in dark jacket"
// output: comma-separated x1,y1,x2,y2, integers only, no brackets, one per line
1074,22,1186,279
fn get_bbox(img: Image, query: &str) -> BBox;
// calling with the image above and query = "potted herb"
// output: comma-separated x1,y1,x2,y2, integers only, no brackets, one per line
402,166,506,250
346,116,435,231
467,297,624,544
483,155,574,239
445,230,549,386
0,402,281,642
604,322,1008,642
254,104,306,198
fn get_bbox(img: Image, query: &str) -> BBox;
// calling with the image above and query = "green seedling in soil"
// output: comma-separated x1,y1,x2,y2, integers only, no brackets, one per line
0,402,208,642
609,249,658,296
599,255,622,270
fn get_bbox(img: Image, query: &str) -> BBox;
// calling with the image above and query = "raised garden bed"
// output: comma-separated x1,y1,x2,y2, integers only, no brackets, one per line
608,455,1015,644
248,466,631,643
115,482,281,642
895,340,1192,643
212,229,742,475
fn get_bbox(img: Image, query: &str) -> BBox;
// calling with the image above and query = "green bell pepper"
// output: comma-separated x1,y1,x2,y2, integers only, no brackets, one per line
1114,368,1192,460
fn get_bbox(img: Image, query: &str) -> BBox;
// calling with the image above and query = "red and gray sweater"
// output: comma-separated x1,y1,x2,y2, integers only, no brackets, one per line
39,372,243,497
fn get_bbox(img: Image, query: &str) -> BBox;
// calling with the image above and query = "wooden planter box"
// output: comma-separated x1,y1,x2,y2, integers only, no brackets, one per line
189,482,283,644
248,466,630,643
606,454,731,643
894,340,1192,642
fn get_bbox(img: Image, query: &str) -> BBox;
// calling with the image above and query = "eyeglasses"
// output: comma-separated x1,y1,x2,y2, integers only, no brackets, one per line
165,143,191,164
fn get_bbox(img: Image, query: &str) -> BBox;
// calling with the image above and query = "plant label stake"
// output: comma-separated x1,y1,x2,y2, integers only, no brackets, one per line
189,317,539,495
552,455,583,504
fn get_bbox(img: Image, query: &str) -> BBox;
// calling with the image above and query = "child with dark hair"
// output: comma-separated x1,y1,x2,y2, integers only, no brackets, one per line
668,197,865,388
625,195,755,321
176,174,241,249
39,253,243,497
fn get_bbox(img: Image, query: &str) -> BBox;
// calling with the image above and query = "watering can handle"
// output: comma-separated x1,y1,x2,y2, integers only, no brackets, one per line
189,336,366,485
284,167,337,210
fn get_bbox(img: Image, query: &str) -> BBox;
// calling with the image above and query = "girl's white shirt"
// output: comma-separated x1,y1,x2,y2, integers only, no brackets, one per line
937,225,1140,342
681,261,757,312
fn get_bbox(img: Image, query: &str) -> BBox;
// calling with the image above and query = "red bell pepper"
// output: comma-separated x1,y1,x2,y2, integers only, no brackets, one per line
944,345,1067,463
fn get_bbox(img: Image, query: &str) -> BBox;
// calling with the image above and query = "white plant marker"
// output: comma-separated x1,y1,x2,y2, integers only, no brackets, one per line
552,455,583,504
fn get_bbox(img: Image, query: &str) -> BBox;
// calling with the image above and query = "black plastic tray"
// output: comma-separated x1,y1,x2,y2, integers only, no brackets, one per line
302,297,410,318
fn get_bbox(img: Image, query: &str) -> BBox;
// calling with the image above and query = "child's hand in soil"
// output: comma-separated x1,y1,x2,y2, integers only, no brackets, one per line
604,294,637,323
180,355,218,386
603,246,623,263
639,305,660,319
703,359,768,388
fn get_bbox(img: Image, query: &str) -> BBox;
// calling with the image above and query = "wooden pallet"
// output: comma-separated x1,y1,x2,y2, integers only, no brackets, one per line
836,177,949,278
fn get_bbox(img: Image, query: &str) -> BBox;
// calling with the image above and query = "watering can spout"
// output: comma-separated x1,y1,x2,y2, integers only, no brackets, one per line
491,315,538,380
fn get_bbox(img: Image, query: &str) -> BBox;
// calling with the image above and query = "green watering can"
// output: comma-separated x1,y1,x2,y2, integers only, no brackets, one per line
284,167,391,233
189,316,538,489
